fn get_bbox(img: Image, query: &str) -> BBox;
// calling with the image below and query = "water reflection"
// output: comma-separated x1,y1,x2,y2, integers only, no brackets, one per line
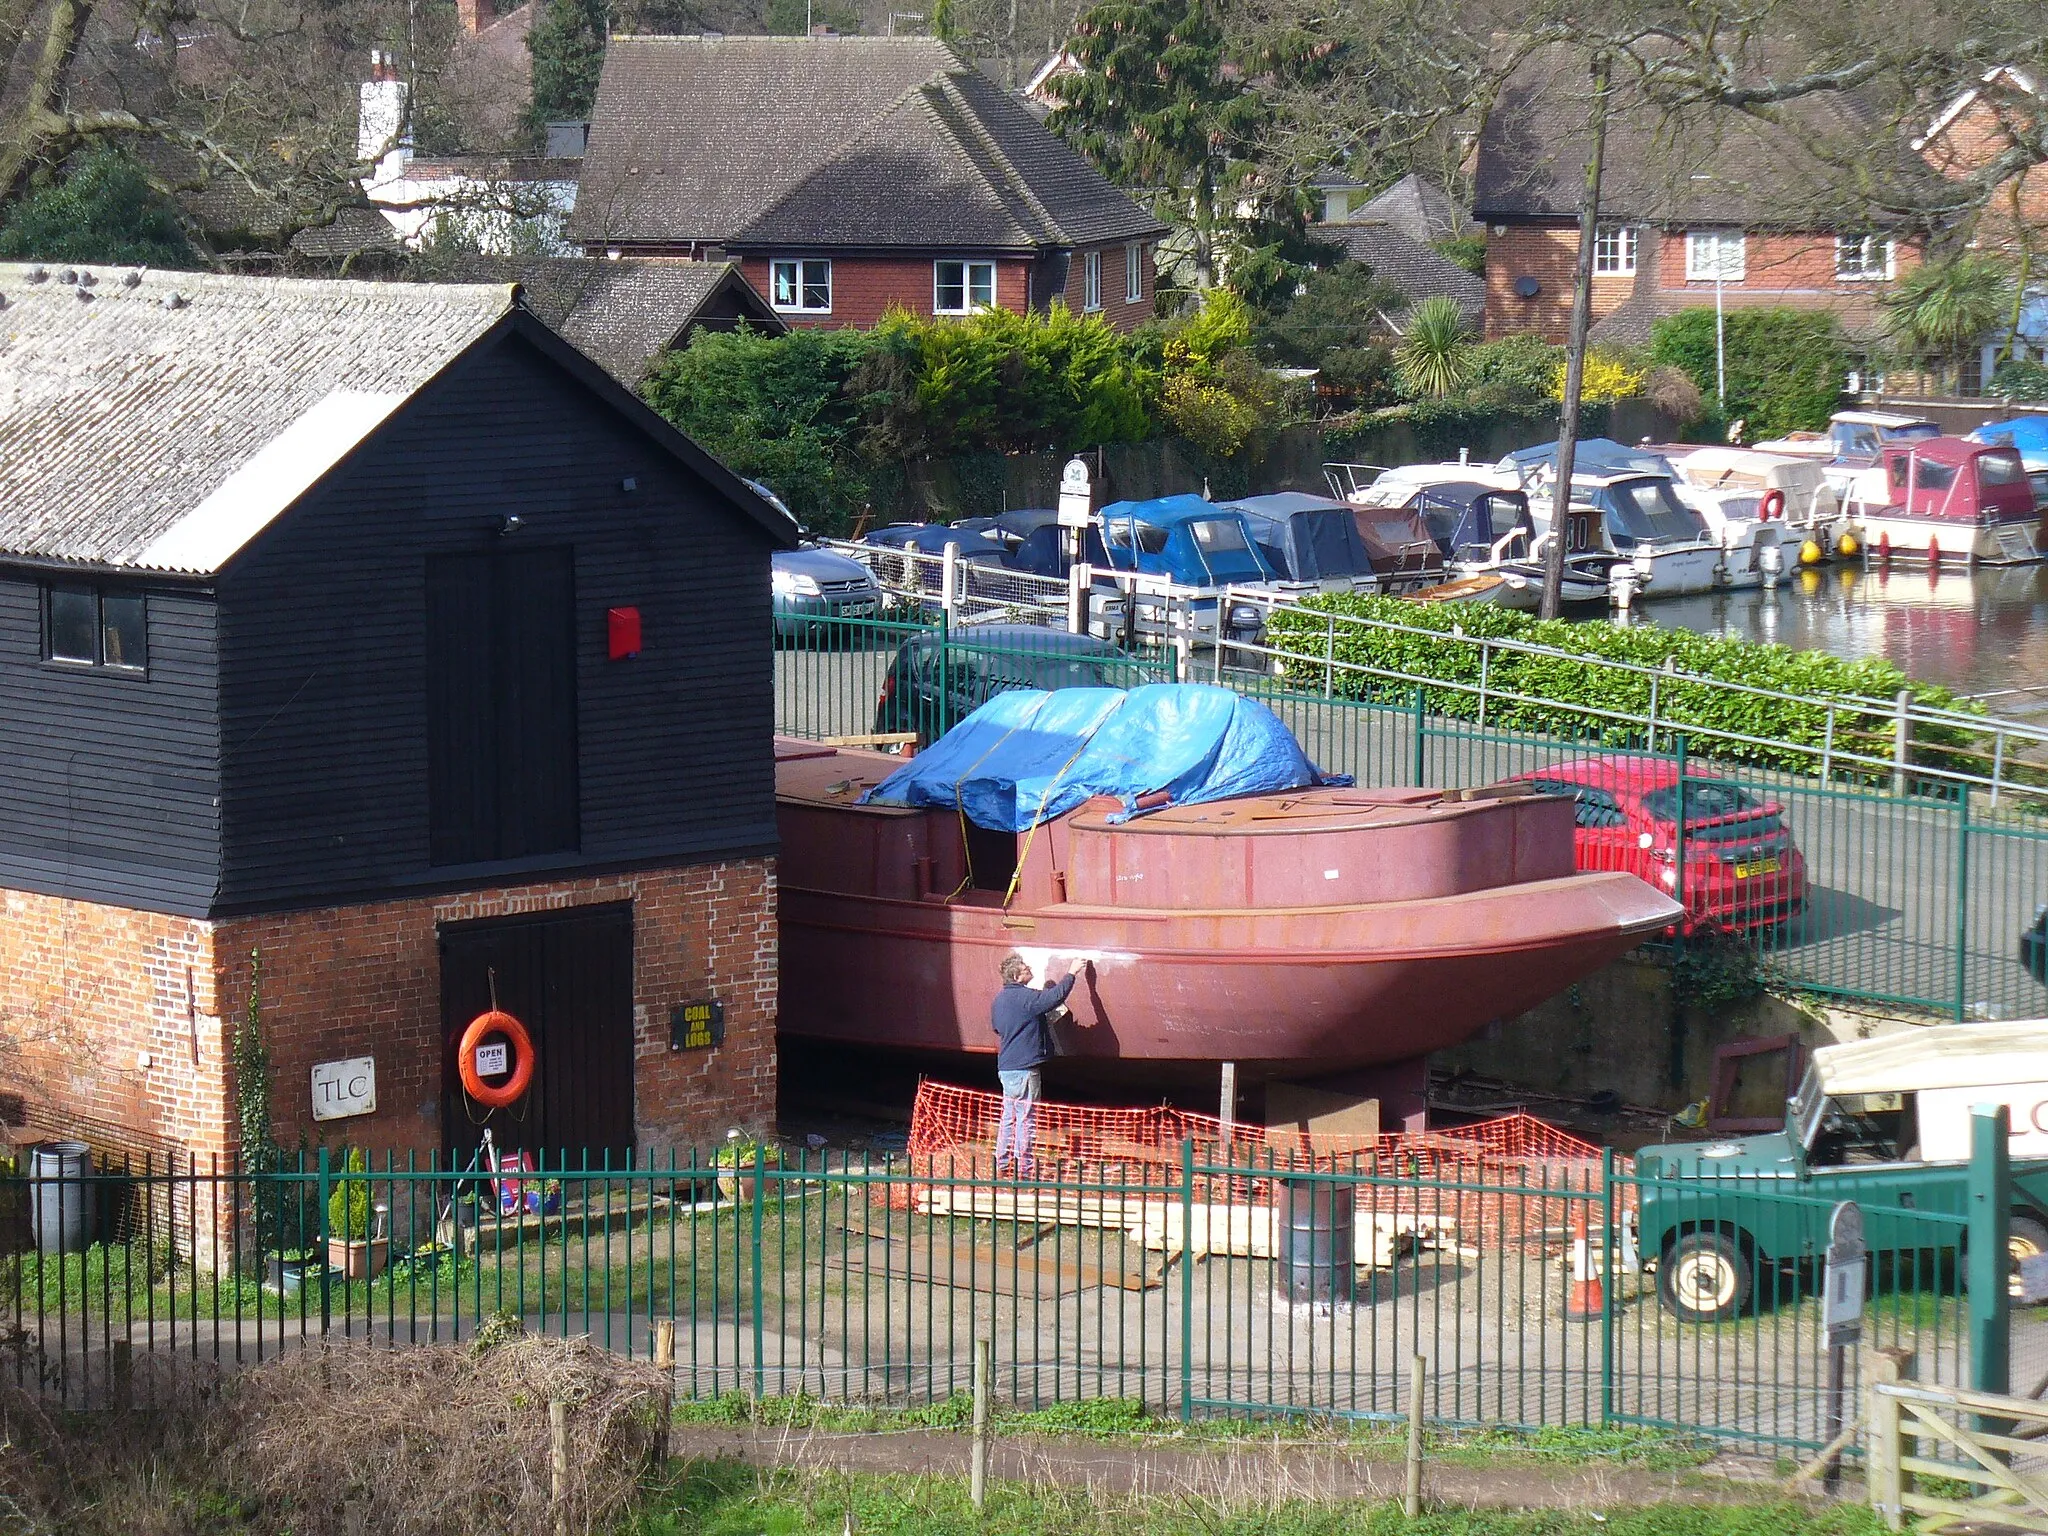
1616,563,2048,710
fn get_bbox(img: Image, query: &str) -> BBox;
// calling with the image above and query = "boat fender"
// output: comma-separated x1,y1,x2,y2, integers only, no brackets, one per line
1759,489,1785,521
1928,536,1941,566
458,1009,536,1109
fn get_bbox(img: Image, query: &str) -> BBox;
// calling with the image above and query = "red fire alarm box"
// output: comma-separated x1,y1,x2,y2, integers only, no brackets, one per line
607,606,642,660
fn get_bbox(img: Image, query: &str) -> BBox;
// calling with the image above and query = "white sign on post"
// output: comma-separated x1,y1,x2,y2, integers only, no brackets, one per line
473,1041,510,1078
1822,1201,1868,1345
1057,456,1094,529
310,1056,377,1122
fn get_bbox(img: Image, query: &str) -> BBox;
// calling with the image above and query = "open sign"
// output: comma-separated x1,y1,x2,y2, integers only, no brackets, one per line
473,1041,510,1078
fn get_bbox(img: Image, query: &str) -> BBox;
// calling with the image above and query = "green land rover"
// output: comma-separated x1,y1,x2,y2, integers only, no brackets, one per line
1633,1021,2048,1323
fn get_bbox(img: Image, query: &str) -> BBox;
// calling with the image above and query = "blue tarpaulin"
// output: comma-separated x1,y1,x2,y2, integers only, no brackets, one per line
859,683,1344,831
1973,417,2048,465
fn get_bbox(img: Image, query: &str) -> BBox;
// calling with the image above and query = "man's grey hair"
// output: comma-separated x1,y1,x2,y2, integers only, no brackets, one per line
999,954,1030,985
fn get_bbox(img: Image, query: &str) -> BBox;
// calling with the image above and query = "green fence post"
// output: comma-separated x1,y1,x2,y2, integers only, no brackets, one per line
937,610,951,739
1954,787,1971,1024
1411,686,1426,787
1967,1102,2011,1399
750,1155,766,1401
316,1145,332,1337
1179,1137,1194,1423
1599,1147,1616,1427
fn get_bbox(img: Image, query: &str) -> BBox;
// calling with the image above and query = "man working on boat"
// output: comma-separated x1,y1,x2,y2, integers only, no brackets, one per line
992,954,1077,1176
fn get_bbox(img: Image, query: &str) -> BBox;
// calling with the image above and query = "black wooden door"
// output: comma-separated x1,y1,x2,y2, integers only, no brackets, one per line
439,903,635,1166
426,547,579,867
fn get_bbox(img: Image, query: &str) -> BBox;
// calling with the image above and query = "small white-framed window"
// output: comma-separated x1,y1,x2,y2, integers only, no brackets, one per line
1124,242,1144,303
1593,225,1637,276
1685,229,1745,282
933,259,996,314
1083,249,1102,311
1835,234,1894,281
769,257,832,313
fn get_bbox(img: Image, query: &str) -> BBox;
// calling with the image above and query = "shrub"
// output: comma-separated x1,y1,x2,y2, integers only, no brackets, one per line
1316,344,1401,408
1434,234,1486,274
1395,295,1473,398
1265,591,1982,779
1992,358,2048,402
0,147,197,267
1161,351,1278,458
1643,364,1705,424
1253,261,1405,367
1558,347,1646,405
1459,333,1562,408
1649,309,1847,438
328,1147,370,1242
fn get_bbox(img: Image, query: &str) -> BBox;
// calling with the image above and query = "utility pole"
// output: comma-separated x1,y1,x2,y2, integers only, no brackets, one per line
1541,50,1612,621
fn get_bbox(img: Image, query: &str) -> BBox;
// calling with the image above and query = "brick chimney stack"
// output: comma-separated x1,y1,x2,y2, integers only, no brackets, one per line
455,0,495,34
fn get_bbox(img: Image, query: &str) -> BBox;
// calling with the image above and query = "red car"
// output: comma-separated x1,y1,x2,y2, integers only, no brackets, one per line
1510,757,1809,930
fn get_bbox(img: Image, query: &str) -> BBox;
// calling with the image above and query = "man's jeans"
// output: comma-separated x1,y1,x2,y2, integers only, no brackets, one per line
995,1068,1042,1170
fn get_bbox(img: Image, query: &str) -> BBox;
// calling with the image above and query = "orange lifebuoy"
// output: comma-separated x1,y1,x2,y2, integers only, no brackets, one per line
1759,488,1786,521
458,1009,535,1109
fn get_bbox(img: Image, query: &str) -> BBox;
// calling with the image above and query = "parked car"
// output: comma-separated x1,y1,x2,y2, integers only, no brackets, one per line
874,624,1135,747
1632,1021,2048,1323
1509,757,1808,929
771,542,883,639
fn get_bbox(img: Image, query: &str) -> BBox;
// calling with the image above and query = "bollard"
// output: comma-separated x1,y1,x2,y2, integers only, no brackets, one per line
653,1319,675,1466
1404,1353,1426,1517
971,1337,993,1511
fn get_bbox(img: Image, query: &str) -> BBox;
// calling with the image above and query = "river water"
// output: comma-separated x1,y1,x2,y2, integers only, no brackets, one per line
1626,562,2048,724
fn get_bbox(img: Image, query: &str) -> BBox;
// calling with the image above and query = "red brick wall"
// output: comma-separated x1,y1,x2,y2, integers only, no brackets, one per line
0,889,228,1163
1486,220,1917,341
0,858,777,1164
1060,240,1154,331
738,244,1154,332
738,256,1032,330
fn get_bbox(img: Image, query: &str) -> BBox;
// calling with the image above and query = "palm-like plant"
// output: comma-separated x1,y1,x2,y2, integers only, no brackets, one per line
1395,296,1473,399
1880,253,2017,391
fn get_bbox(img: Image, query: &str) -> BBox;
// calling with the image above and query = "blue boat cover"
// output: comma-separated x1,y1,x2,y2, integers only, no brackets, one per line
860,683,1344,831
1973,417,2048,465
1498,437,1679,481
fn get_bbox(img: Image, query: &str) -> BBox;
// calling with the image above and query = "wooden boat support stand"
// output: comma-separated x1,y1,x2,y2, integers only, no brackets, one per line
774,735,1681,1124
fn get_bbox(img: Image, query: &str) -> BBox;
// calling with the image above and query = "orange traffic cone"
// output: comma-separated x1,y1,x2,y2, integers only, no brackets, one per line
1565,1205,1605,1321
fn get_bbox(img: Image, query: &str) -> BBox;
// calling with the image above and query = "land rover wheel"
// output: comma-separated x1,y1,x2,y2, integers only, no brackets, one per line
2008,1215,2048,1300
1659,1232,1750,1324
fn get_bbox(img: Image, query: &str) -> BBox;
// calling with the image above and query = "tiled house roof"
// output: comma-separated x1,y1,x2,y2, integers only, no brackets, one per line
571,35,1164,252
1353,174,1477,243
1324,223,1484,326
1474,45,1938,228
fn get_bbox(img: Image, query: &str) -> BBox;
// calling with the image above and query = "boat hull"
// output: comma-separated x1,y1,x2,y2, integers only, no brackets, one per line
1852,513,2045,565
778,873,1672,1077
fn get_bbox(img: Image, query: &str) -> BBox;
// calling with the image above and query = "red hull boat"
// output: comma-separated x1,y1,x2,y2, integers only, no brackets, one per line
776,738,1680,1084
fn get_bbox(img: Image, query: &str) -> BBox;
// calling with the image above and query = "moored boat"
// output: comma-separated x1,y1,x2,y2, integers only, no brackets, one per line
1840,436,2044,565
775,685,1682,1120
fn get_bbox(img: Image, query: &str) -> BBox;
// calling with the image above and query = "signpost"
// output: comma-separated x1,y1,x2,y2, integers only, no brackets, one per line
1821,1200,1868,1491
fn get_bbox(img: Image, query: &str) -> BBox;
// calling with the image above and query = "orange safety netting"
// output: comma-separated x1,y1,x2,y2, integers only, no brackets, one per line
903,1080,1623,1249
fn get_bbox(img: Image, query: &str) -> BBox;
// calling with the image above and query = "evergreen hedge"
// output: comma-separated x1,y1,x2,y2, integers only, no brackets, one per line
1648,309,1848,439
1266,592,1984,780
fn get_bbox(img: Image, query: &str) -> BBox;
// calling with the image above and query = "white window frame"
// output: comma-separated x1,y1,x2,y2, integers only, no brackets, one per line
1083,249,1102,311
769,257,833,314
1835,234,1894,281
933,259,997,315
1124,242,1144,303
1685,229,1746,282
1593,224,1637,276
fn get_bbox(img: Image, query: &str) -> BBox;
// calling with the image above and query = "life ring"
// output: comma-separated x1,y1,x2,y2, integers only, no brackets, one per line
458,1009,535,1109
1759,489,1786,521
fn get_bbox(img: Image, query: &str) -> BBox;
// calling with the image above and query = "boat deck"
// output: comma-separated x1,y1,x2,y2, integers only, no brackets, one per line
775,739,912,812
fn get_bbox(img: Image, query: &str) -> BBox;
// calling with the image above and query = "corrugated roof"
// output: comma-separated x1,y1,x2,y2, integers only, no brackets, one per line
571,35,1163,250
1324,223,1484,327
1474,44,1938,227
0,264,515,573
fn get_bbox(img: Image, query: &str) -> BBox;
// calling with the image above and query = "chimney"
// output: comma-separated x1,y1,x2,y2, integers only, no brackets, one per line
358,48,412,172
456,0,494,34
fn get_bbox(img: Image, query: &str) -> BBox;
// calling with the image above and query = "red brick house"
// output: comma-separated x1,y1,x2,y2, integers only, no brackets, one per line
0,264,795,1170
1473,47,1931,347
569,36,1166,331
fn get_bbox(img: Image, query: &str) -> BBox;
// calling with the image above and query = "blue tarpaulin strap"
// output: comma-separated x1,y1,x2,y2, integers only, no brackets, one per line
859,682,1348,832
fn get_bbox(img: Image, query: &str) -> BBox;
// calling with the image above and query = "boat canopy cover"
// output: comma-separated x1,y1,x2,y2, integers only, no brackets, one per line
1498,438,1679,483
860,683,1343,831
1223,493,1377,580
1973,416,2048,465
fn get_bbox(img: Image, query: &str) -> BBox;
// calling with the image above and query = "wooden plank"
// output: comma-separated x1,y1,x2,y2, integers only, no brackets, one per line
824,1234,1165,1296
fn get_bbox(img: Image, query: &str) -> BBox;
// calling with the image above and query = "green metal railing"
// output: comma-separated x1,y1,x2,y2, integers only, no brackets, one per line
773,617,2048,1023
0,1149,1986,1456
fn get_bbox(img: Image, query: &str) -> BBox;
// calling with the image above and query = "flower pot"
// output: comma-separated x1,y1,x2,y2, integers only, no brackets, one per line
327,1236,389,1282
716,1171,758,1202
265,1256,316,1296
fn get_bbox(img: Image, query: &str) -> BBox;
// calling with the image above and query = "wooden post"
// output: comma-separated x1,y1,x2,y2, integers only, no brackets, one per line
653,1319,676,1466
550,1398,570,1536
1404,1353,1426,1518
1866,1346,1916,1531
971,1337,993,1512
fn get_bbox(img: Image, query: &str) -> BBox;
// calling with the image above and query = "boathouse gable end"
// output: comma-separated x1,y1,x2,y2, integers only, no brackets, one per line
210,316,787,914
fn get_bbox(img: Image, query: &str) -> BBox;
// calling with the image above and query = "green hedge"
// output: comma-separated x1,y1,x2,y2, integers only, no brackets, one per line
1648,309,1847,440
1266,593,1984,780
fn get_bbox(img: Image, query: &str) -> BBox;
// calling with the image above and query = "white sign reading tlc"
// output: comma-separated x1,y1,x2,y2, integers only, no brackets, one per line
310,1056,377,1122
